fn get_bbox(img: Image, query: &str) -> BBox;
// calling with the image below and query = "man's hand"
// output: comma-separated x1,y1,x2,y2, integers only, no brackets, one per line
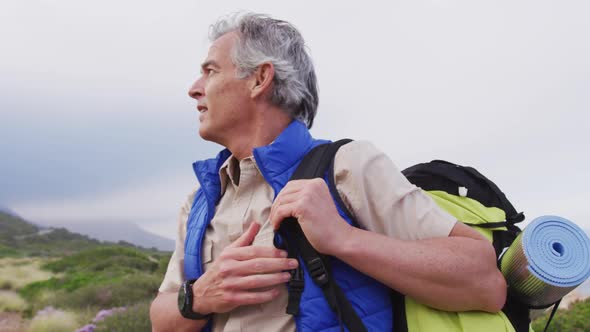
269,178,353,255
191,222,298,315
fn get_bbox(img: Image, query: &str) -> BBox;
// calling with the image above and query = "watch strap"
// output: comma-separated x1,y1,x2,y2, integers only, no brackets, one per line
179,279,212,320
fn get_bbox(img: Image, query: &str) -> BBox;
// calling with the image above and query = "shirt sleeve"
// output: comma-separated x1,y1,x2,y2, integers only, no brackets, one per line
333,140,457,241
158,186,198,293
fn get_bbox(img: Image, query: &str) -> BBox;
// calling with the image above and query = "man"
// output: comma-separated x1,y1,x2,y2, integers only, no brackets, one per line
150,13,506,332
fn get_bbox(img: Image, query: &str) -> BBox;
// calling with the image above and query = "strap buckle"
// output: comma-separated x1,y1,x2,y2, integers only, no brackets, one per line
507,212,525,223
288,267,304,291
286,268,304,315
308,257,329,286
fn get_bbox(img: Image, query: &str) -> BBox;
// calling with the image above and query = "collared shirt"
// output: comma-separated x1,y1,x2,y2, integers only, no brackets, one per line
159,140,457,332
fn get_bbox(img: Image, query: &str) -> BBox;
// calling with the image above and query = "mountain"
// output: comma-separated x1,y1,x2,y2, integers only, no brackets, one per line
0,204,19,218
0,210,173,256
0,211,38,239
52,220,174,252
0,211,102,256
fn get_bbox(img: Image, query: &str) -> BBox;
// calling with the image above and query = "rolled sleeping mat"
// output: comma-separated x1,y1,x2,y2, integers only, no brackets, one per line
500,215,590,307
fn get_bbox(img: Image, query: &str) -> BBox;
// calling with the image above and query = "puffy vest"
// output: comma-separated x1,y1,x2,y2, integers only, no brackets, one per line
184,120,392,331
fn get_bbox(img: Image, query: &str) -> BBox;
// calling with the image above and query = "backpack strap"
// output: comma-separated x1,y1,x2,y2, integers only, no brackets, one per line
543,299,561,332
277,139,367,332
462,221,510,229
326,144,361,228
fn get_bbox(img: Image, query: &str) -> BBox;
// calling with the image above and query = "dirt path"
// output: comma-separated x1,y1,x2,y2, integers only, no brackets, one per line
0,312,26,332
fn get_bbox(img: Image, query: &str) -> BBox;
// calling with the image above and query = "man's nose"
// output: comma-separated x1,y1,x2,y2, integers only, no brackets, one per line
188,77,204,100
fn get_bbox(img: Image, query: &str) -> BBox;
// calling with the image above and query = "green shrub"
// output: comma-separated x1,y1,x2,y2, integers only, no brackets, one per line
19,247,164,314
35,273,161,310
155,253,172,275
532,297,590,331
19,272,110,300
43,246,157,274
0,244,19,257
94,300,152,332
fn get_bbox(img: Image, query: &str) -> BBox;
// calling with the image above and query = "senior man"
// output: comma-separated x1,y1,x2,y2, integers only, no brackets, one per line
150,13,506,332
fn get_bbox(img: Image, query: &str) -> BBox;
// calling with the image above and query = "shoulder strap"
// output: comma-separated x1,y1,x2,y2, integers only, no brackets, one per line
277,139,367,332
326,141,361,227
290,139,353,179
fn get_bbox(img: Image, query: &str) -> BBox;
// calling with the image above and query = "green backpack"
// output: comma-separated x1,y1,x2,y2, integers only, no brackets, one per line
281,141,540,332
400,159,529,332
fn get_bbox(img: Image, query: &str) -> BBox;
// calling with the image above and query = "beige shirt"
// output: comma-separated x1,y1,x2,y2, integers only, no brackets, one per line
159,140,457,332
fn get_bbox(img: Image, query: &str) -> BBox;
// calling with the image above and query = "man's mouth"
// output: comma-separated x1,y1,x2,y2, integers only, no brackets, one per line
197,105,208,113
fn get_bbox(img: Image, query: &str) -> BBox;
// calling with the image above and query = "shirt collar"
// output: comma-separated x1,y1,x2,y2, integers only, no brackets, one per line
218,155,261,195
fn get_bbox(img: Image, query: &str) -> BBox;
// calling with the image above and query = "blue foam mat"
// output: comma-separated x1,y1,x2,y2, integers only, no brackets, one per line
523,215,590,287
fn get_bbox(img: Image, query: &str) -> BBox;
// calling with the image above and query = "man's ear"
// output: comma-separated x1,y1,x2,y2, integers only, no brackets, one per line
250,62,274,99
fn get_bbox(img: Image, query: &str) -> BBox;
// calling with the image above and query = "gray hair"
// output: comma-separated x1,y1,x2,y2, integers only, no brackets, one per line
210,13,318,128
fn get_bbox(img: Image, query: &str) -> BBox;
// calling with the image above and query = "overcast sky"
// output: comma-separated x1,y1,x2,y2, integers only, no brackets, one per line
1,0,589,240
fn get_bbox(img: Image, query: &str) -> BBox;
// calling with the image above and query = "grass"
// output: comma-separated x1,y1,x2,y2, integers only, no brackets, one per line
0,290,27,312
0,258,55,291
27,308,80,332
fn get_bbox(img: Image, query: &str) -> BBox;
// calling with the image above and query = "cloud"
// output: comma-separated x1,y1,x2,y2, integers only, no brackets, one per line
2,0,589,237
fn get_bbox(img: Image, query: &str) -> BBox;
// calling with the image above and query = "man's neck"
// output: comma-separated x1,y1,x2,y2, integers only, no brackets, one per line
229,109,292,160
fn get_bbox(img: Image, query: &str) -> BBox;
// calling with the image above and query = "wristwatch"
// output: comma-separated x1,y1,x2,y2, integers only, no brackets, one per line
178,279,211,320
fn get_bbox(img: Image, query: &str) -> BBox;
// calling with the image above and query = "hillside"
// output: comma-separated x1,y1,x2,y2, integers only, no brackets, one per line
0,212,37,240
0,212,102,257
0,211,174,255
0,211,171,331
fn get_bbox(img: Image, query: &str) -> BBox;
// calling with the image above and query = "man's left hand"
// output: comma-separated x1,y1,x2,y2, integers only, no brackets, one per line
269,178,352,255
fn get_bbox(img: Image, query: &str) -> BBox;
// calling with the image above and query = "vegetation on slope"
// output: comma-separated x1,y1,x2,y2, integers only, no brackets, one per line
0,211,172,331
532,298,590,331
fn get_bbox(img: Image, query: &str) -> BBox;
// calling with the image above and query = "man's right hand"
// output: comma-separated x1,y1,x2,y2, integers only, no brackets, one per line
191,222,298,315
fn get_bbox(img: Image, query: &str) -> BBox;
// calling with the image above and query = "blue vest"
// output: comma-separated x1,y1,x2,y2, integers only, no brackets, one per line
184,120,393,331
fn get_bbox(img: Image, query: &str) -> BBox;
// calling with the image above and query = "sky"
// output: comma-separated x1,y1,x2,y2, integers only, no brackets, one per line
1,0,589,241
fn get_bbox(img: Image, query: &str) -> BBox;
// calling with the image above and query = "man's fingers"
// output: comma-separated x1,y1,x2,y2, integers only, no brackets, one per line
223,272,291,290
223,246,288,261
271,181,304,216
224,287,282,307
277,180,305,196
232,257,298,275
271,191,299,216
228,221,261,248
270,195,297,229
270,201,299,230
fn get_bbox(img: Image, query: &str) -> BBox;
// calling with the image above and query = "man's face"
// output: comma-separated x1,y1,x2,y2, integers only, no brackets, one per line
188,32,253,145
